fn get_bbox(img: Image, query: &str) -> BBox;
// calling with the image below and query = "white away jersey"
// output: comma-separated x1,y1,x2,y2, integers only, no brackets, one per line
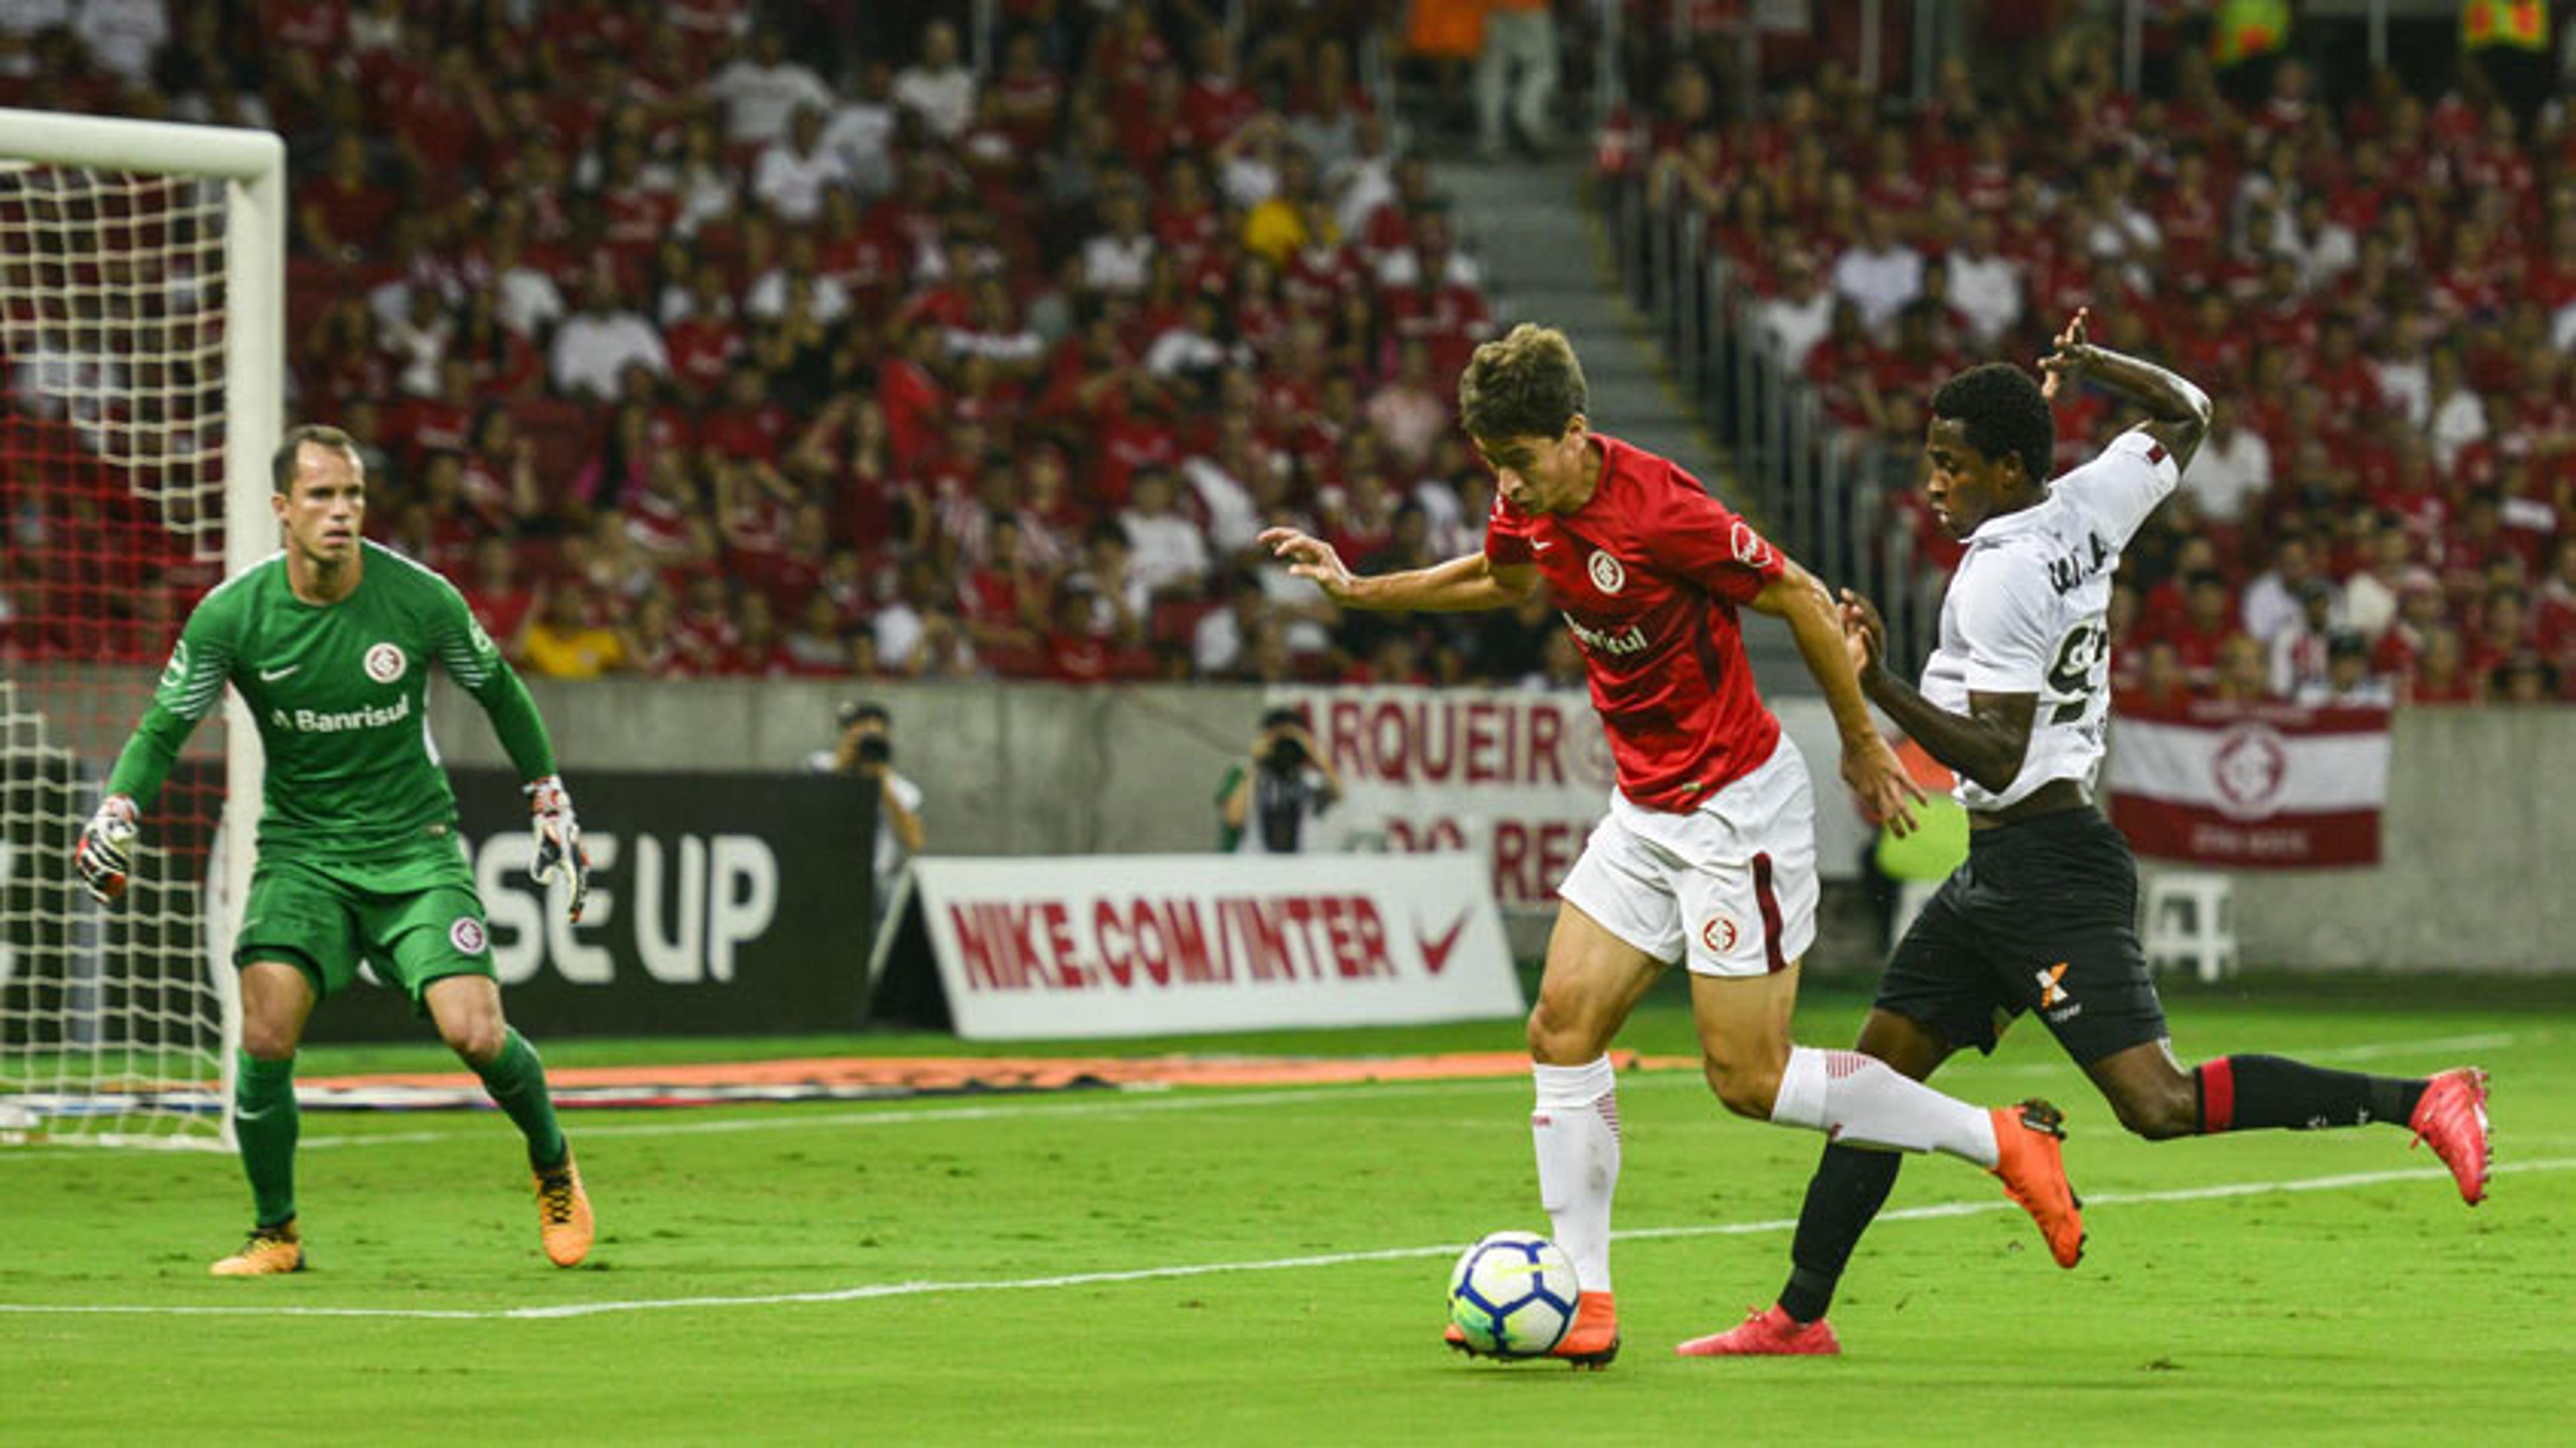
1919,428,2178,811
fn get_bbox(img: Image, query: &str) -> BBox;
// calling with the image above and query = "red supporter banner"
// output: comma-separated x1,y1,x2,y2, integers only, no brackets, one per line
1271,686,1619,909
2106,701,2392,869
888,854,1521,1041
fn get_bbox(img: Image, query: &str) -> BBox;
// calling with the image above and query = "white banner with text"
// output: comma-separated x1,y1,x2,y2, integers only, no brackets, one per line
1267,686,1872,907
897,854,1521,1040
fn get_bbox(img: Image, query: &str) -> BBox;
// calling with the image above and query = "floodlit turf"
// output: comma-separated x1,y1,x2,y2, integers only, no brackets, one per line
6,982,2570,1445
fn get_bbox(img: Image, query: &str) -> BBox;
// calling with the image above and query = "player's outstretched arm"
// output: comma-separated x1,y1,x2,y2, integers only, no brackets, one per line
427,582,590,919
1752,560,1923,835
2038,307,2212,470
1837,587,2035,794
1258,527,1537,613
80,615,236,905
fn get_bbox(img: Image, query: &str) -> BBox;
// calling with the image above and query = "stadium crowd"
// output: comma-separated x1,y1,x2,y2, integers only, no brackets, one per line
3,1,1582,687
10,5,2572,707
1627,19,2576,706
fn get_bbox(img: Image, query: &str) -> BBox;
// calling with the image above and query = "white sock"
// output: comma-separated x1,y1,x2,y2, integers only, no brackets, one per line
1532,1056,1619,1295
1768,1046,2000,1168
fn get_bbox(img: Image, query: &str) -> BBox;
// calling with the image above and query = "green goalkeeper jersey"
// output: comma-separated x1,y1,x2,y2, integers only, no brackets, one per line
106,540,558,864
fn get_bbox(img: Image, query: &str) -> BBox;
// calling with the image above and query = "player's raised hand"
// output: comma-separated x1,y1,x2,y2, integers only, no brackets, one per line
2039,307,2092,402
74,794,139,904
1258,526,1358,602
525,775,590,923
1837,587,1887,677
1843,734,1927,839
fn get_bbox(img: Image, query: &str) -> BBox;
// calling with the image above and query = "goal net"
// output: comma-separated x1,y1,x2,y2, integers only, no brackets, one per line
1,110,282,1148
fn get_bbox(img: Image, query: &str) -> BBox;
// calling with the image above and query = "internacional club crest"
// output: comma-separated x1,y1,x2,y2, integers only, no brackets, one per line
1587,549,1627,595
2210,721,2290,821
1699,911,1741,956
449,917,488,955
364,641,407,684
1731,521,1772,568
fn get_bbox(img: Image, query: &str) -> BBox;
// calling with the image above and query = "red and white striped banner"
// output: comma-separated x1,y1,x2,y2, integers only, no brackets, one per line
2107,702,2392,868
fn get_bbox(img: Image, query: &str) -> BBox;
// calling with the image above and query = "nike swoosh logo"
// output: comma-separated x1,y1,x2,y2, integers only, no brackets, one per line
258,664,299,681
1417,911,1470,976
1532,541,1555,553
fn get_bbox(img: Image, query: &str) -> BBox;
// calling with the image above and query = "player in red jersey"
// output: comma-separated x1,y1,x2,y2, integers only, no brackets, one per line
1263,324,2087,1369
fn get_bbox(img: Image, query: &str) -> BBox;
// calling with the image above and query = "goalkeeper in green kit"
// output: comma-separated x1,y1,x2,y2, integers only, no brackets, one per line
75,424,596,1275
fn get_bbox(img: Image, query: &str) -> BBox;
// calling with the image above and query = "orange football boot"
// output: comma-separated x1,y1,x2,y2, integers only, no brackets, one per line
533,1151,594,1267
209,1221,304,1277
1990,1099,2085,1268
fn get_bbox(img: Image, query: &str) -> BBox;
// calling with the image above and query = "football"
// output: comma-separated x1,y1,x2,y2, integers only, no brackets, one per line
1446,1230,1580,1356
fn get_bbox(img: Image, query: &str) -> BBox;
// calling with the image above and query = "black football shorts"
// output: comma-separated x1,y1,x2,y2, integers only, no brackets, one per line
1873,807,2168,1066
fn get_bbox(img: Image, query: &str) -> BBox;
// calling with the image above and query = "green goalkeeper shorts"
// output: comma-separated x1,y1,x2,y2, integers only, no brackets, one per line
232,845,496,1013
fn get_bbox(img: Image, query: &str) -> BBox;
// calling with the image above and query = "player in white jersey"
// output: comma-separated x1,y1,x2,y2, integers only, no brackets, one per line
1693,311,2496,1357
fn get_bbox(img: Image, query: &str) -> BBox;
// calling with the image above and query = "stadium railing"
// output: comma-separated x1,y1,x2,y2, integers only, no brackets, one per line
1603,166,1939,673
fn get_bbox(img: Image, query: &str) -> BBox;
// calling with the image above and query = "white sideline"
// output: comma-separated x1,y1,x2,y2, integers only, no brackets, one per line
4,1157,2566,1323
291,1025,2531,1148
0,1028,2534,1159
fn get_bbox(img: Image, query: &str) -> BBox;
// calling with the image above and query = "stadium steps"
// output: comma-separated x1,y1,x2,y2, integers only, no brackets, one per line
1433,154,1813,693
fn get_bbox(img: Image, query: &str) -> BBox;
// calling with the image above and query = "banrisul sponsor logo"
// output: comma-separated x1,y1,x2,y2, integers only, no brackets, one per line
1563,613,1648,656
269,693,414,733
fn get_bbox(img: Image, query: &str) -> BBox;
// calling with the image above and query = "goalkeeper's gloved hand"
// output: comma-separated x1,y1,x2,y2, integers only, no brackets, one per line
525,774,590,923
75,794,140,904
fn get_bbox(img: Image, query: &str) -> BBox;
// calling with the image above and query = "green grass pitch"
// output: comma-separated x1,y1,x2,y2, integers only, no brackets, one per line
5,982,2569,1445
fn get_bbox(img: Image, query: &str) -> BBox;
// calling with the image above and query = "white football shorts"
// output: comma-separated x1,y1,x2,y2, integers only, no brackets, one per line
1555,732,1821,978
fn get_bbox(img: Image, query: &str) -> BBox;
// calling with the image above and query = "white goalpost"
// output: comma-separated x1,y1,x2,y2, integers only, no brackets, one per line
1,109,283,1148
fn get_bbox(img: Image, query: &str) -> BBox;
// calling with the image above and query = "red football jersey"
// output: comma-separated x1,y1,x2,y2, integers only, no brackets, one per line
1484,433,1786,811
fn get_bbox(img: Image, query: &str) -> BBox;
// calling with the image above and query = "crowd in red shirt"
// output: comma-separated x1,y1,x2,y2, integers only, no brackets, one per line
1623,30,2576,707
3,1,1542,686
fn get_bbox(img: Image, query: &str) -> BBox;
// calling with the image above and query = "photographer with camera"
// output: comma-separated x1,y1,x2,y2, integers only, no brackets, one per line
807,701,926,910
1216,705,1344,854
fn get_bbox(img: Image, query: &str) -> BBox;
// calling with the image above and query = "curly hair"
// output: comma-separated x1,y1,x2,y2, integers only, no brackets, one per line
1458,323,1589,443
1928,362,2055,486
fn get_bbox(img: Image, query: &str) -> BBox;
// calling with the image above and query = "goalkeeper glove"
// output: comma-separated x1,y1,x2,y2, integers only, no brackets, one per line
75,794,140,904
525,774,590,922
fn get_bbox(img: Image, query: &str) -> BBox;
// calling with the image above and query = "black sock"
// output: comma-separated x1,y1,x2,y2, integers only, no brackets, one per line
1777,1143,1905,1324
2196,1055,2426,1133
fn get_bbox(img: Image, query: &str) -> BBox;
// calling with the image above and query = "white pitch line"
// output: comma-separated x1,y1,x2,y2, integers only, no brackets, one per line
1975,1029,2529,1078
0,1030,2532,1159
0,1079,1529,1161
293,1079,1517,1150
5,1157,2565,1323
2296,1031,2525,1062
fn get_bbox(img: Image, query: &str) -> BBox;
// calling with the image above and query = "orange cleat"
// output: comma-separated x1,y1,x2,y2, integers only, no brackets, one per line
1676,1304,1842,1357
533,1151,594,1267
1546,1291,1621,1369
1990,1099,2084,1268
2409,1068,2491,1206
209,1221,304,1277
1444,1290,1620,1368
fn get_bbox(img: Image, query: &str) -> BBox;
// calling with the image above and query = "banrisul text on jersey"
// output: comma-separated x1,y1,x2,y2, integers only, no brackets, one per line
107,540,558,864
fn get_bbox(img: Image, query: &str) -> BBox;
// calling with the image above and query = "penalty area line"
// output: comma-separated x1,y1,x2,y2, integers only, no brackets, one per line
5,1157,2565,1323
